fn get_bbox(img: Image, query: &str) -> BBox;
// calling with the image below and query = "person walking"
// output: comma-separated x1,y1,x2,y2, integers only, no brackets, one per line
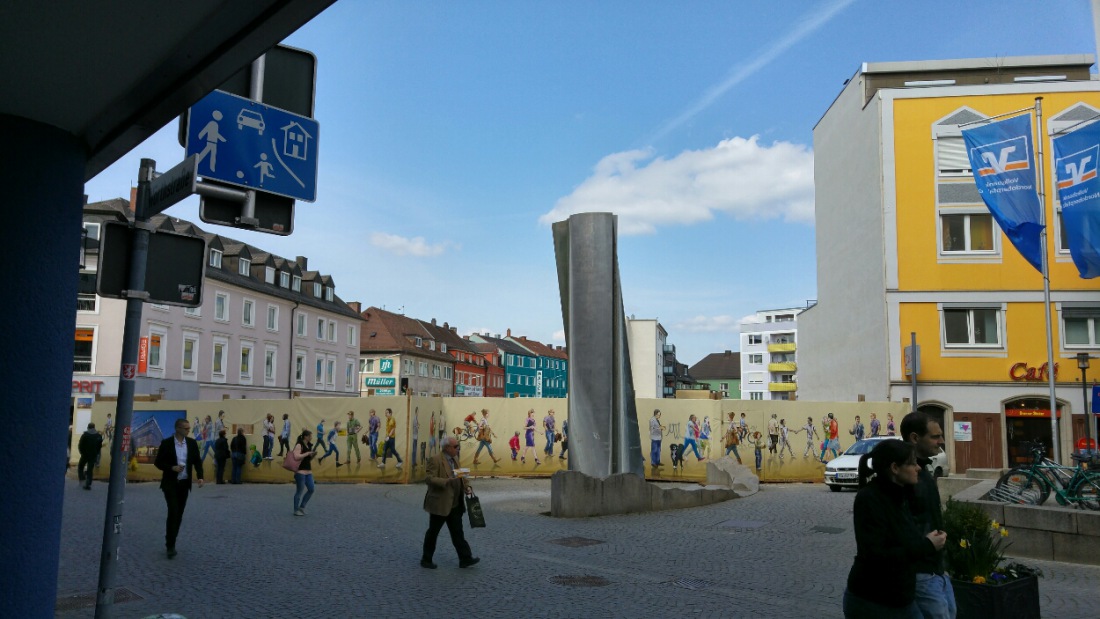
521,409,540,465
777,419,795,460
346,410,363,464
154,417,204,558
472,409,500,465
767,413,780,455
77,423,103,490
681,414,705,462
820,413,840,463
200,415,215,462
277,413,291,456
842,439,945,618
723,412,742,464
262,414,275,460
800,416,821,458
699,416,712,458
213,429,230,484
902,412,955,619
869,413,881,438
420,435,479,569
559,418,569,460
542,410,557,458
318,421,342,467
291,429,317,516
315,418,327,452
229,428,247,484
378,408,403,469
367,409,381,460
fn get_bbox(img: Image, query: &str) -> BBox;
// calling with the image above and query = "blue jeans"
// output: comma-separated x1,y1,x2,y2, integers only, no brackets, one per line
201,439,214,462
230,453,244,483
474,440,495,459
321,441,339,461
725,444,741,461
381,437,402,464
914,573,956,619
650,439,661,465
545,429,554,455
368,432,379,458
262,435,273,459
682,438,702,460
842,589,922,619
293,473,314,510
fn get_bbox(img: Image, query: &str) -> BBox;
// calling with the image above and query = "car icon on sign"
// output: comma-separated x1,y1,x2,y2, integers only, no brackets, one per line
237,109,265,135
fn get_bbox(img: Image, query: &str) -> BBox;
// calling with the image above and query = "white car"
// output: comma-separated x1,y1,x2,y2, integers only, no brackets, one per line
824,436,949,491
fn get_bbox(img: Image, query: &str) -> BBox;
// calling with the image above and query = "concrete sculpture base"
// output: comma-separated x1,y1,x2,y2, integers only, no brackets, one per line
550,456,758,518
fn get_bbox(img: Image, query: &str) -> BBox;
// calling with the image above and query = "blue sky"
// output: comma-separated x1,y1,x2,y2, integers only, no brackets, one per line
84,0,1099,366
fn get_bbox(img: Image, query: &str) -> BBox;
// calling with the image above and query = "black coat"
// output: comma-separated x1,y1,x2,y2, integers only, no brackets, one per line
214,436,231,461
77,430,103,457
154,436,204,491
230,434,247,454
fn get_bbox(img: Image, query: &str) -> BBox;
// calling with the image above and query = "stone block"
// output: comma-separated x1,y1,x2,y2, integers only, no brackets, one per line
1076,510,1100,537
937,477,986,504
1003,503,1077,534
965,468,1007,480
967,500,1004,526
957,479,997,502
705,457,759,496
1001,526,1054,561
1053,531,1100,565
551,469,738,517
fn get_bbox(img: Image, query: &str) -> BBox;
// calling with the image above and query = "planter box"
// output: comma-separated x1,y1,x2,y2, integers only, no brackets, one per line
953,574,1040,619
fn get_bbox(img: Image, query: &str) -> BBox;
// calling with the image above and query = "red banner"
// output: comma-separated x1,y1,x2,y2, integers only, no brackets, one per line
138,336,148,374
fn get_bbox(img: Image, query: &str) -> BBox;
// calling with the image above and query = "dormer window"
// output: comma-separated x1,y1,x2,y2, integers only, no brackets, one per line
441,344,447,354
209,248,222,268
292,275,301,292
325,286,333,302
239,258,251,276
265,266,275,284
279,271,289,288
313,282,322,298
428,340,435,351
415,337,422,347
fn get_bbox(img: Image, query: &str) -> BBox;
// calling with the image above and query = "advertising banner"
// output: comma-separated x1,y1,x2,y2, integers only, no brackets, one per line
1051,121,1100,278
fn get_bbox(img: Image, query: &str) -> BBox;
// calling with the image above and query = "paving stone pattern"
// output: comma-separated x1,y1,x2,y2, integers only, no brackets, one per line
57,478,1099,618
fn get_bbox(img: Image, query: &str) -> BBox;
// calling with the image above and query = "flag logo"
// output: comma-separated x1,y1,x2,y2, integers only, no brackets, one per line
1055,144,1098,190
971,134,1031,176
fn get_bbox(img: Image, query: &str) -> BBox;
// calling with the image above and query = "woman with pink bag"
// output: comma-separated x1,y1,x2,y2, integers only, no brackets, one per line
289,429,317,516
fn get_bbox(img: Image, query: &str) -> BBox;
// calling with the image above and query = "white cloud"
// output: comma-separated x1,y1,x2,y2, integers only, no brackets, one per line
673,315,742,333
551,329,565,343
368,232,456,257
540,136,814,235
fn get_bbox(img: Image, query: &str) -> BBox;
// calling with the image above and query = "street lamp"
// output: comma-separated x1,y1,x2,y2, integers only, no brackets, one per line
1077,353,1093,459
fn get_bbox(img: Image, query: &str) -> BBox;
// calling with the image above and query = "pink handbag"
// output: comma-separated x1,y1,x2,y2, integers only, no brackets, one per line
281,450,301,472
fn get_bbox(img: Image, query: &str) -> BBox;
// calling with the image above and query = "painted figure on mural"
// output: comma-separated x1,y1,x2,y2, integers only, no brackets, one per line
200,415,215,462
751,431,765,470
724,412,742,464
886,413,897,436
819,413,840,463
800,416,821,458
262,414,275,460
318,421,342,467
777,419,795,459
473,409,500,465
367,409,380,460
378,408,404,469
767,413,780,454
315,418,327,452
699,416,712,459
522,409,541,465
412,408,420,468
849,415,865,442
681,414,705,462
739,412,749,442
278,413,291,456
543,410,557,457
346,410,362,464
104,413,115,443
559,418,569,460
509,431,520,461
869,412,880,438
649,409,664,466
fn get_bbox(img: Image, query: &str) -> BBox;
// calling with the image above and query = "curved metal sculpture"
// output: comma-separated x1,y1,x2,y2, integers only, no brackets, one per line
553,212,643,479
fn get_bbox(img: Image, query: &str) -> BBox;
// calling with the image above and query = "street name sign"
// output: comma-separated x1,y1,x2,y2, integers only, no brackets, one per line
185,89,319,201
147,155,198,216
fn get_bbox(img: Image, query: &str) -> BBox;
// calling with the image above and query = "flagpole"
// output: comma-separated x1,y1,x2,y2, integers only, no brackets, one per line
1036,96,1062,463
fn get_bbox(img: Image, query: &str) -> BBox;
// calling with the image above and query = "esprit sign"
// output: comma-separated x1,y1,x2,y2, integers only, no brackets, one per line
1009,361,1058,382
72,380,105,394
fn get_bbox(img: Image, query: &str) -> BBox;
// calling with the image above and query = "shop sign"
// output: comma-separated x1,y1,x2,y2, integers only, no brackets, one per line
1008,361,1058,382
379,358,393,374
374,388,395,395
1005,408,1062,418
953,421,972,442
72,380,105,394
363,377,395,387
138,336,149,374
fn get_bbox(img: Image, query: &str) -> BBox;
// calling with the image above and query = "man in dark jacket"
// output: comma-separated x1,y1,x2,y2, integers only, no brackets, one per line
901,411,954,619
213,429,231,484
77,423,103,490
229,428,248,484
154,417,204,558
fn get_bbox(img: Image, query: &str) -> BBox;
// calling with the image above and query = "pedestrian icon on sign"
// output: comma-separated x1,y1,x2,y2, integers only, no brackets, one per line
253,154,275,185
196,110,226,172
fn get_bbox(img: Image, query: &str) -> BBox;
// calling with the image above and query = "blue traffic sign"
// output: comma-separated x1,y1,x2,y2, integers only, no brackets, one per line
185,90,319,202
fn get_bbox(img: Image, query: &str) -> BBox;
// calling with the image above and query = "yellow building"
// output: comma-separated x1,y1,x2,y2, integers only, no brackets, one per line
800,56,1100,472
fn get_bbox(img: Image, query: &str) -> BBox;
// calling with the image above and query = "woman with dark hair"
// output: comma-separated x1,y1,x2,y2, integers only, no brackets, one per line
843,440,946,618
291,429,317,516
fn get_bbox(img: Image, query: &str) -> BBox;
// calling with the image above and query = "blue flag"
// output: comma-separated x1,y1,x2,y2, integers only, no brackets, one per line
1051,122,1100,279
962,115,1045,272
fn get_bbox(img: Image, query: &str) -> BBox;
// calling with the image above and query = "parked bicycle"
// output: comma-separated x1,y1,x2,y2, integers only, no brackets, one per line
990,440,1100,510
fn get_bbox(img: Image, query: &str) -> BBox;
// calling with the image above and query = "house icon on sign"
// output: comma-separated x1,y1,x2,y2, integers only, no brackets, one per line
280,122,312,161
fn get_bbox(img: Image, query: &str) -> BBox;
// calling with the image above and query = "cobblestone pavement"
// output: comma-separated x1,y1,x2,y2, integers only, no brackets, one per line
57,477,1098,618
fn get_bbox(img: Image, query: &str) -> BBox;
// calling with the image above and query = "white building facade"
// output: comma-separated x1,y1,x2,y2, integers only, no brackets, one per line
739,308,803,401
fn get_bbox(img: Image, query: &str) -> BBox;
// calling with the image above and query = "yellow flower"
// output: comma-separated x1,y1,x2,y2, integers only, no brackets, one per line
959,539,969,548
991,520,1000,529
973,576,986,584
1000,528,1009,537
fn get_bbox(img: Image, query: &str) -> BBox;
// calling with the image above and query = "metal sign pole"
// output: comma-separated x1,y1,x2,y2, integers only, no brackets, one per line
94,159,154,618
910,332,918,410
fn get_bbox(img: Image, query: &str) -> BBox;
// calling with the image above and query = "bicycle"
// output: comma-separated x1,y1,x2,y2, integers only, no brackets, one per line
990,440,1100,510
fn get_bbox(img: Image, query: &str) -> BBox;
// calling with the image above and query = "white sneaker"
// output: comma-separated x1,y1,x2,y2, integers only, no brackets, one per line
294,509,304,516
396,462,403,469
377,463,385,469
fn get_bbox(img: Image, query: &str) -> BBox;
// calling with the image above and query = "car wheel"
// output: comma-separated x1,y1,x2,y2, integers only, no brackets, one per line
829,485,842,492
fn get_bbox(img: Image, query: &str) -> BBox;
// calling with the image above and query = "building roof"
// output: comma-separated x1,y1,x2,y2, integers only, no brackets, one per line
358,307,453,362
469,333,534,357
689,351,741,379
508,334,568,360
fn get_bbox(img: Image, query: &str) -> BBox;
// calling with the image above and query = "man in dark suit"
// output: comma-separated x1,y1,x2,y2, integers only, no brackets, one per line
76,422,103,490
421,435,479,569
154,417,204,558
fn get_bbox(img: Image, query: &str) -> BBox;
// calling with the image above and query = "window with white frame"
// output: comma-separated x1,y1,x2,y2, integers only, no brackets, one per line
315,357,324,388
294,351,306,386
239,341,254,383
749,392,764,401
345,360,354,388
942,306,1002,348
292,275,301,292
83,222,100,241
239,258,251,276
326,358,336,387
347,325,356,346
441,343,447,354
242,299,255,327
147,328,166,373
296,312,307,337
748,353,763,364
184,305,200,318
181,332,199,378
403,359,414,374
941,211,995,253
327,320,336,342
209,248,222,268
444,366,452,380
77,271,98,312
428,340,435,351
415,337,423,347
325,286,333,302
316,318,324,340
212,337,228,382
506,353,514,366
1063,307,1100,348
361,358,375,373
432,364,440,378
419,361,428,377
215,292,229,322
747,334,762,345
74,327,95,373
264,346,277,385
150,303,169,312
265,266,275,284
280,271,290,288
313,282,322,298
266,304,279,331
745,372,764,385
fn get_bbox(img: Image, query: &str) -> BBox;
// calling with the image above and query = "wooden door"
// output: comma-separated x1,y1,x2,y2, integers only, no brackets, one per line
952,412,1003,472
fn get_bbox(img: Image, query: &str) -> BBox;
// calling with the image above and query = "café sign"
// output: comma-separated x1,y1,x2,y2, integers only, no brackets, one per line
1009,361,1058,382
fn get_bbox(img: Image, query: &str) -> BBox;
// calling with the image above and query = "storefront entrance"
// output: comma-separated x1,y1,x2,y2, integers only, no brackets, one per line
1004,398,1062,466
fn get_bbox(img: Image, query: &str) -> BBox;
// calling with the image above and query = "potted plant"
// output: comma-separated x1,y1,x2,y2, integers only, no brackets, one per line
942,499,1043,619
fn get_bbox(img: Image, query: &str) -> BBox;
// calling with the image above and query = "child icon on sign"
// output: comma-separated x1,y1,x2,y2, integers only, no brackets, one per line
196,110,226,172
254,153,275,185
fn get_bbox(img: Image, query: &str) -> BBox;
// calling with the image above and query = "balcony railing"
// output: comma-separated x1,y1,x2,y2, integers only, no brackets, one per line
767,342,796,353
768,361,797,372
768,381,796,392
